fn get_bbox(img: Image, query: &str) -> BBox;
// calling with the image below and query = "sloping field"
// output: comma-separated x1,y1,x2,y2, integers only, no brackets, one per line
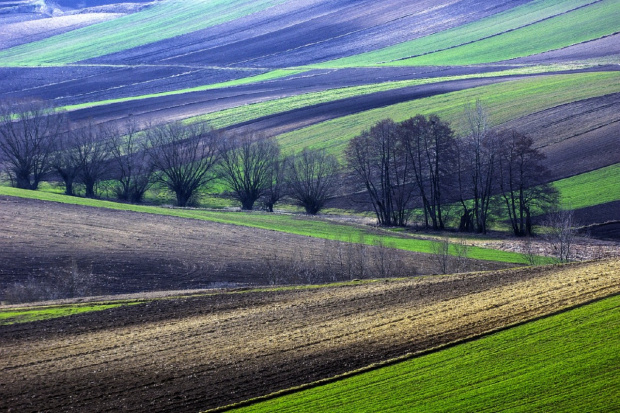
276,72,620,156
232,289,620,412
0,0,290,66
317,0,603,67
390,0,620,66
90,0,525,67
1,259,618,412
0,194,446,297
0,13,123,50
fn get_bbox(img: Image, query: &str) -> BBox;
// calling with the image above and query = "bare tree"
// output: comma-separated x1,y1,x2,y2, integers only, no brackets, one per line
497,128,558,236
50,129,81,196
145,121,220,207
0,100,65,190
400,114,456,229
286,147,340,215
545,208,577,262
263,155,288,212
431,238,451,274
72,120,111,198
218,132,280,210
346,119,413,226
458,100,499,233
109,120,153,203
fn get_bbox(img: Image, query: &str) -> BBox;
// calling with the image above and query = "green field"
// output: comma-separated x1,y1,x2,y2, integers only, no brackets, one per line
275,72,620,153
0,187,534,264
62,69,308,111
231,293,620,412
316,0,599,68
0,302,133,325
392,0,620,66
552,163,620,209
0,0,288,66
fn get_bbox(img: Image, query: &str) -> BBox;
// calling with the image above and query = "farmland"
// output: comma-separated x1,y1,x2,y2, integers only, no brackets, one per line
231,288,620,412
1,0,619,410
1,259,618,412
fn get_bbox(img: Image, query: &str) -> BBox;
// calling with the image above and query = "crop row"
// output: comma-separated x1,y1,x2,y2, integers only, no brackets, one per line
317,0,599,67
232,288,620,412
275,72,620,154
0,0,289,66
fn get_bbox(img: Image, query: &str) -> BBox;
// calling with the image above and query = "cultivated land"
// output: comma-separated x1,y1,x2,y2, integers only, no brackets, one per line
1,1,619,410
1,259,618,412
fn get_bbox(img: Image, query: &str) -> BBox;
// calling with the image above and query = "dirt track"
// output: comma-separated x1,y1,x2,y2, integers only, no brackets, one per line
1,259,618,412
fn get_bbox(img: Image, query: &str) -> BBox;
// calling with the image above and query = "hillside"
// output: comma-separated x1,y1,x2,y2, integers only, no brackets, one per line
1,259,619,412
1,0,617,211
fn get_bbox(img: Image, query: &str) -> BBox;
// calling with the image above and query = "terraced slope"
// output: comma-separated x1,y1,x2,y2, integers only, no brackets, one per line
1,259,618,412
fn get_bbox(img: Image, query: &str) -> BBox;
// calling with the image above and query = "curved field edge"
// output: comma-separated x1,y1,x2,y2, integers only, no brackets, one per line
0,0,289,66
275,72,620,153
314,0,600,68
225,289,620,413
0,187,536,264
551,163,620,210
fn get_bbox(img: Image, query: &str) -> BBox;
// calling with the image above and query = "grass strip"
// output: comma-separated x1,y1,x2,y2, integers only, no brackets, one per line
0,187,534,264
315,0,597,68
552,163,620,209
61,69,308,111
0,0,289,66
0,302,138,325
227,293,620,412
393,0,620,66
276,72,620,154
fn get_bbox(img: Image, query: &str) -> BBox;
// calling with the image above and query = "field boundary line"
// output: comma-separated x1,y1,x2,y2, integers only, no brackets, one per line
204,284,620,412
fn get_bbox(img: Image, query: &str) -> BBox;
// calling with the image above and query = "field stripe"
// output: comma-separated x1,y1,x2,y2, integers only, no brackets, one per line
314,0,600,68
0,0,289,66
0,187,533,264
225,290,620,412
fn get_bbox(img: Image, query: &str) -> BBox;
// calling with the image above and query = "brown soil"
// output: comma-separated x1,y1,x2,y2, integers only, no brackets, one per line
1,259,619,412
0,195,507,300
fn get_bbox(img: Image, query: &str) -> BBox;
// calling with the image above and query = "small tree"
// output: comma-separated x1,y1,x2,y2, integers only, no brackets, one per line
146,121,220,207
545,208,577,262
286,147,339,215
218,132,280,210
0,100,65,190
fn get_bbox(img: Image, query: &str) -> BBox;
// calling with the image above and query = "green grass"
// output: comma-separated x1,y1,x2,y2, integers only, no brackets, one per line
275,72,620,154
552,164,620,210
393,0,620,66
182,64,594,133
0,0,288,66
315,0,598,68
231,293,620,412
0,186,534,264
0,302,136,325
61,69,308,111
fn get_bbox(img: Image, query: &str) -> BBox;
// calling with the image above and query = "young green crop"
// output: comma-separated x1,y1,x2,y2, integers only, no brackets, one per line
231,293,620,412
552,163,620,209
0,0,289,66
276,72,620,154
0,302,135,325
393,0,620,66
315,0,597,68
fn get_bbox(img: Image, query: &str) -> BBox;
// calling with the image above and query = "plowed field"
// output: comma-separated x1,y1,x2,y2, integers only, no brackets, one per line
1,259,618,412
